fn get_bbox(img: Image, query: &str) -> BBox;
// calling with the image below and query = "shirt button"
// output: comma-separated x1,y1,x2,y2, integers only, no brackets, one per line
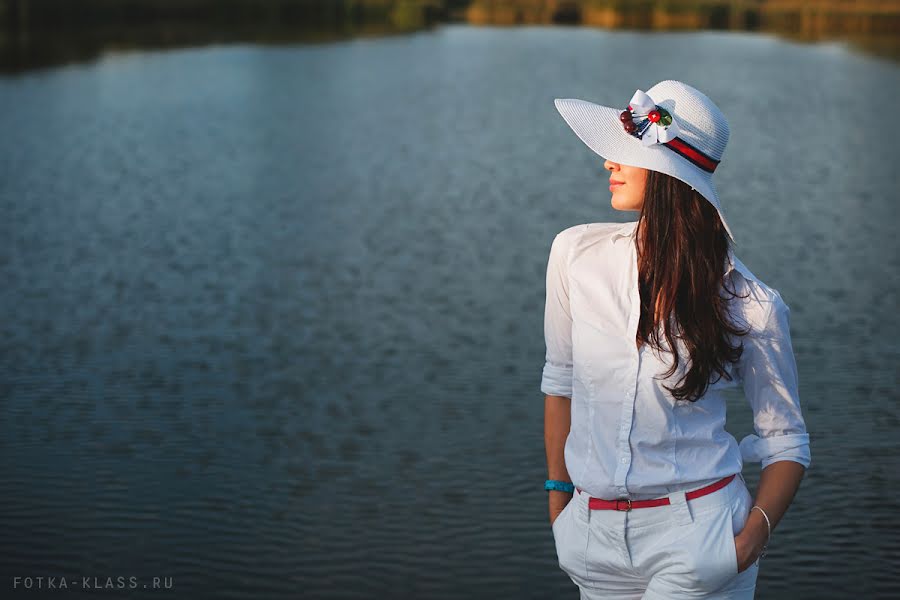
621,457,628,464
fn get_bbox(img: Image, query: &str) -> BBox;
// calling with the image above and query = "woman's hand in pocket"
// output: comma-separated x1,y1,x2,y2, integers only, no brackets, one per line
734,516,768,572
549,490,573,527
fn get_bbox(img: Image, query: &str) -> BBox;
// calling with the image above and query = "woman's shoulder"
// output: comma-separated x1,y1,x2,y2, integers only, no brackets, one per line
726,255,789,336
551,221,631,250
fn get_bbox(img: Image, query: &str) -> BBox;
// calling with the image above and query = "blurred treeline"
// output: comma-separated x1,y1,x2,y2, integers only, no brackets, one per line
1,0,897,72
0,0,453,31
466,0,899,37
3,0,898,35
0,0,462,72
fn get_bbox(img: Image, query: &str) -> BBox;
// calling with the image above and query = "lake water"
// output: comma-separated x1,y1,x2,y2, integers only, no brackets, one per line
1,24,898,599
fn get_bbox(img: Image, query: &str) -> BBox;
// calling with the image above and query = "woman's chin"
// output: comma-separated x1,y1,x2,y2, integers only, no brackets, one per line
611,196,640,211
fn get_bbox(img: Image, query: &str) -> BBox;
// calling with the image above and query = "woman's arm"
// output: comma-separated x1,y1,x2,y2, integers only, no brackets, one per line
735,461,806,570
734,289,811,570
545,394,573,525
540,228,580,525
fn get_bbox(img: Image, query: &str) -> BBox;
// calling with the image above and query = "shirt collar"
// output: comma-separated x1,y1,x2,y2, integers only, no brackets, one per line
611,220,752,281
611,220,639,243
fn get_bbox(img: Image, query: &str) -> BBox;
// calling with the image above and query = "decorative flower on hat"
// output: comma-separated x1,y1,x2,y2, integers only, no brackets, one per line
618,90,680,147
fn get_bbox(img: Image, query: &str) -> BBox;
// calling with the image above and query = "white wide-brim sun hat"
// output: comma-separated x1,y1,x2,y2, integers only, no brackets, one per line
554,80,736,243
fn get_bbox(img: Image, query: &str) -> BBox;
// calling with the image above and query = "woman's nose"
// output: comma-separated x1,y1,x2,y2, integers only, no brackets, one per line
604,160,619,171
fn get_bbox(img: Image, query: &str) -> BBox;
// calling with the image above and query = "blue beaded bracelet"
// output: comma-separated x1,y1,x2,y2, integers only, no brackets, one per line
545,479,575,493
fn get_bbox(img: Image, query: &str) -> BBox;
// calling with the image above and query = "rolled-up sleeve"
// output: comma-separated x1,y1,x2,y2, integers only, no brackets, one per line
737,290,811,470
541,228,577,398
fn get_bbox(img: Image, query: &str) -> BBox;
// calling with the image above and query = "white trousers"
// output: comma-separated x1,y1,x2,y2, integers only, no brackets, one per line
552,473,761,599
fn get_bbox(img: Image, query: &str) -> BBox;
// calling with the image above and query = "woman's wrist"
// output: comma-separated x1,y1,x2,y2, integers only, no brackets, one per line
744,510,771,555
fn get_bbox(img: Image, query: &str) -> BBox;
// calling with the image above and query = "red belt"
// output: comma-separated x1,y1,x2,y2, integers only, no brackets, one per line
576,474,736,511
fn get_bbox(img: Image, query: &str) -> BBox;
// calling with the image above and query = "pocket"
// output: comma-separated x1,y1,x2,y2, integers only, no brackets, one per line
722,504,739,577
551,496,573,537
721,483,756,578
674,502,740,593
551,495,586,580
709,504,740,586
729,484,754,573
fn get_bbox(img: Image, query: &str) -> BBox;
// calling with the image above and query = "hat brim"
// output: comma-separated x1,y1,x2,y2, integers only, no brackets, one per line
554,98,735,243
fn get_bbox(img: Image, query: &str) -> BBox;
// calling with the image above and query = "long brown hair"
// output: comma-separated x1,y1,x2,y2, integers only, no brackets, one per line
634,169,751,403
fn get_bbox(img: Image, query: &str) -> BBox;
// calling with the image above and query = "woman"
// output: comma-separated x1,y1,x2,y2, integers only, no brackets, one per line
542,80,811,599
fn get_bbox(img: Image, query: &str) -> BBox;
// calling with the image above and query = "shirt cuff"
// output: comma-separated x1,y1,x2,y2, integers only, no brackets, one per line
739,432,811,469
541,362,573,398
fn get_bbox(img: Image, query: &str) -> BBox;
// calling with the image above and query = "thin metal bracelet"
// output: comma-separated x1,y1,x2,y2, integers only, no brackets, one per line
751,505,771,558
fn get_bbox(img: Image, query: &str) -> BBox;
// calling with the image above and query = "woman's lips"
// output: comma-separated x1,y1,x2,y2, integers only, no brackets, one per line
609,180,625,191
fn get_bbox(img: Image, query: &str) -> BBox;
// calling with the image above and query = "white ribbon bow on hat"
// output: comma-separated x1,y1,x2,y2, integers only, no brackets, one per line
628,90,681,147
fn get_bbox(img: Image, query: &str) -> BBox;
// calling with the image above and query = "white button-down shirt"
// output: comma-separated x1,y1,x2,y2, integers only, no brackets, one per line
541,221,811,500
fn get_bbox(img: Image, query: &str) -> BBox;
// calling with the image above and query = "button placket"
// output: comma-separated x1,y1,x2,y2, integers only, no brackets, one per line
613,238,643,496
579,337,598,488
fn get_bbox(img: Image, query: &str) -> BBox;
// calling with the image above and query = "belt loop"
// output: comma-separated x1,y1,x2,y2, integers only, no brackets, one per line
667,490,693,525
